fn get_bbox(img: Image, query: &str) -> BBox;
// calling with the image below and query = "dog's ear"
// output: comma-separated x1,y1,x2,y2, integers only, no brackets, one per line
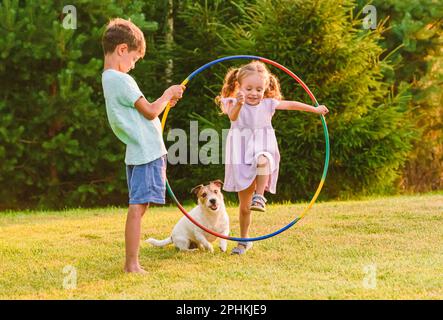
191,184,204,195
210,180,224,189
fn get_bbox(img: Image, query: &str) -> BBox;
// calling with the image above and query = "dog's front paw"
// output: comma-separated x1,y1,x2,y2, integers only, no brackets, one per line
219,240,228,253
207,244,214,253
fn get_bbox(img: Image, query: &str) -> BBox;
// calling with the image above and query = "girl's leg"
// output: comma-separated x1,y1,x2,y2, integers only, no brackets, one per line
124,203,148,273
255,155,271,196
238,181,256,238
231,182,256,254
250,155,270,212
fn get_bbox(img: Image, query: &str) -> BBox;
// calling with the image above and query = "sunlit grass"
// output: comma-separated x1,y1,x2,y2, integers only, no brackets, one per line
0,193,442,299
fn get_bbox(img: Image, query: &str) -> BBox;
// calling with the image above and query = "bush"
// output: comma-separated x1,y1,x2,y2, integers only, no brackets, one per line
0,0,419,209
358,0,443,192
170,0,415,201
0,0,156,209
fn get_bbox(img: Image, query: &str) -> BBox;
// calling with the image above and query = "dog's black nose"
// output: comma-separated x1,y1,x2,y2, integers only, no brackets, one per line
209,198,217,205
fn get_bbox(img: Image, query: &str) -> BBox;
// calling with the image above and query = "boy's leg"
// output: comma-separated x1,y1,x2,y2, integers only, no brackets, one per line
124,203,148,273
124,156,166,272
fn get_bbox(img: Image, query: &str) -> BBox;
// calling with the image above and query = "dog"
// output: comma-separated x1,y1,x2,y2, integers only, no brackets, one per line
146,180,230,253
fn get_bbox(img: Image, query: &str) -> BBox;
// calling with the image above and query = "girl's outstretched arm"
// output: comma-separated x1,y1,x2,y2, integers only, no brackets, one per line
276,100,329,115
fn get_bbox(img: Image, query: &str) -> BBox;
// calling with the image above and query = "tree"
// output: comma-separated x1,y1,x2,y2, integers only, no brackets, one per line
170,0,415,201
357,0,443,192
0,0,158,209
0,0,425,209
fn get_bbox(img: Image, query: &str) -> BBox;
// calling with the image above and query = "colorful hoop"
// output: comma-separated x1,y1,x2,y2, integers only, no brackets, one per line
161,55,330,242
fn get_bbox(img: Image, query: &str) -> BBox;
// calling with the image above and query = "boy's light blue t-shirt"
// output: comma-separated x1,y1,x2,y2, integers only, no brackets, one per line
101,69,167,165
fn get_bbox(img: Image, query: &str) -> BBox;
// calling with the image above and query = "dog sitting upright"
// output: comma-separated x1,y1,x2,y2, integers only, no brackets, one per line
146,180,230,253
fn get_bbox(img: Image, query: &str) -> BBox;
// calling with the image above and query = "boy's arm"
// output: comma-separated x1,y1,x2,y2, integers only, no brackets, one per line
134,95,171,121
276,100,329,115
134,85,185,120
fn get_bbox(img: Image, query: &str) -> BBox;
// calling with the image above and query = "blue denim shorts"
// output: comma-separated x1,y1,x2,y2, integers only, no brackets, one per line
126,156,167,205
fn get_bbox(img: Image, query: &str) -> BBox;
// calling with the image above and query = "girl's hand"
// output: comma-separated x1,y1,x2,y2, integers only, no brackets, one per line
316,105,329,115
236,91,245,107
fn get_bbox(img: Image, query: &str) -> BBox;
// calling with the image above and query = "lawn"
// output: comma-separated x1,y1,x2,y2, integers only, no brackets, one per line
0,193,442,299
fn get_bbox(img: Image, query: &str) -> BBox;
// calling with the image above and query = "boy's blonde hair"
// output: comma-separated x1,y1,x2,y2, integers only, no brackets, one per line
102,18,146,57
215,61,282,110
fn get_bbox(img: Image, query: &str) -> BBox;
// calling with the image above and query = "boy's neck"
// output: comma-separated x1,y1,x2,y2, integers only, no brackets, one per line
103,54,123,73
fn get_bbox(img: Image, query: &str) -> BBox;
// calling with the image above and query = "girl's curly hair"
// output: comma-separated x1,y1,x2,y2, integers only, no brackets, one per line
215,60,282,112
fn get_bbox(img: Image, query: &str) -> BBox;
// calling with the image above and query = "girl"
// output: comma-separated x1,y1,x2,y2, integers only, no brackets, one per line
216,61,328,255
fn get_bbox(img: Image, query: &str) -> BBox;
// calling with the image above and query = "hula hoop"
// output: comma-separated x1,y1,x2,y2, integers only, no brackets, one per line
161,55,330,242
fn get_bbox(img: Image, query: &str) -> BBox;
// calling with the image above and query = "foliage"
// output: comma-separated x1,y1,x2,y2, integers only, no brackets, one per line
1,0,438,209
0,0,156,208
171,0,415,201
356,0,443,192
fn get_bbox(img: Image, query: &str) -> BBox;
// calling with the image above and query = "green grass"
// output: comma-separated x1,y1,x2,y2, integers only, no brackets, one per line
0,193,442,299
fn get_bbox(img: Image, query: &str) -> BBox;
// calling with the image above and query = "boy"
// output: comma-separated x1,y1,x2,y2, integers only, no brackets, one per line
101,18,185,273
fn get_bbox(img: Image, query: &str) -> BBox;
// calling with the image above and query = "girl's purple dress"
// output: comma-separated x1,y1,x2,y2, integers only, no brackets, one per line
222,98,281,194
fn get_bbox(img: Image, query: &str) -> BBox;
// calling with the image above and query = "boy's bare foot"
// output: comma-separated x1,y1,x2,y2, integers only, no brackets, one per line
124,264,147,274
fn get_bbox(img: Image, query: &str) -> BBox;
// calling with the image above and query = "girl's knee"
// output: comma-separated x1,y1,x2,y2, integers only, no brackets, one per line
257,155,271,175
257,155,269,167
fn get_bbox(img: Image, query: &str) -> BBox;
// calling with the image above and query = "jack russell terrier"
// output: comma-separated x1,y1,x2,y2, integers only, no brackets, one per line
146,180,230,253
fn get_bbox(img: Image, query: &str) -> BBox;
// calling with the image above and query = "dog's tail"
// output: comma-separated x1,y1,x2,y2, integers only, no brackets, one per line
146,236,173,247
